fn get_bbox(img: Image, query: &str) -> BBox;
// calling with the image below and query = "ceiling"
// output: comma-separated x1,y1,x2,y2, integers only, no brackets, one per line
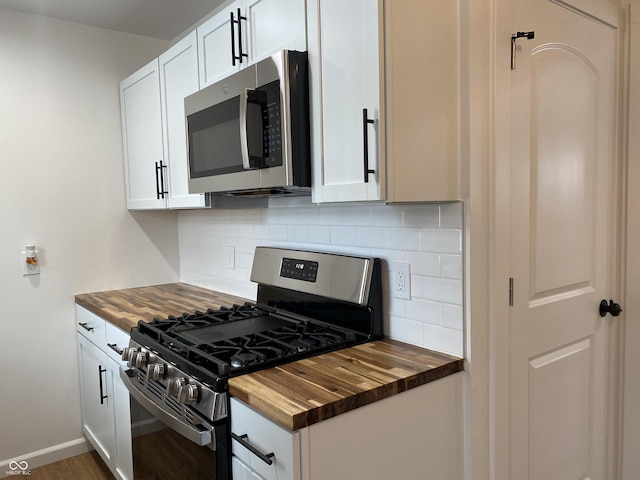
0,0,227,41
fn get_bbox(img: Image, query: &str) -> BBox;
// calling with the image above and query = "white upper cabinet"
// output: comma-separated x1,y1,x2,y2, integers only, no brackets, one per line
198,0,307,88
309,0,384,203
159,32,209,209
120,59,166,210
120,33,209,210
309,0,460,203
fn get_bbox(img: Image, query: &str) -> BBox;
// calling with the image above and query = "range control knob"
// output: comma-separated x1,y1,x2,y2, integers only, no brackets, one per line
146,363,166,381
166,377,186,396
128,350,148,368
177,383,199,405
121,347,136,362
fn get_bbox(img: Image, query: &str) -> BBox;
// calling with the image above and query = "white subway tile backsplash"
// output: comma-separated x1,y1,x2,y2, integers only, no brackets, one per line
179,201,464,357
441,254,463,279
422,324,463,357
330,225,357,245
355,227,387,248
405,297,443,325
403,251,440,276
440,202,464,229
416,276,463,305
443,304,463,330
420,228,462,254
386,228,421,251
403,204,440,227
343,206,372,226
388,315,424,345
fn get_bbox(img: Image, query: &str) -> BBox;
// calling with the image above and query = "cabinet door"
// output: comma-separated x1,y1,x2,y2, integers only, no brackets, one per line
198,1,242,88
232,457,265,480
77,334,116,468
120,59,166,210
159,32,209,209
110,357,133,480
243,0,307,64
231,398,301,480
309,0,384,203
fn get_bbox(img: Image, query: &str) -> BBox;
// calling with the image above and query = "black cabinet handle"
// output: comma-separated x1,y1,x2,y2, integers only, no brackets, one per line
363,108,376,183
78,322,94,332
231,433,274,465
107,343,124,356
98,365,108,405
231,8,248,66
155,161,168,199
230,10,237,66
155,161,161,199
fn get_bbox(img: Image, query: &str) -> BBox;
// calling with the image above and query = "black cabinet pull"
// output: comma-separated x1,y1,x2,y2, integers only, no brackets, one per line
230,10,237,66
155,161,168,199
362,108,376,183
155,161,161,199
78,322,94,332
231,433,274,465
98,365,108,405
231,8,248,66
107,343,124,356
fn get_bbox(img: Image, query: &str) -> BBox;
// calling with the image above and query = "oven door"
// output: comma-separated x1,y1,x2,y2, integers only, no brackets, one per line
120,368,230,480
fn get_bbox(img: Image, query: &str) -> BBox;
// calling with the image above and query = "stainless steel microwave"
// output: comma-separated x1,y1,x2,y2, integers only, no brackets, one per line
185,50,310,197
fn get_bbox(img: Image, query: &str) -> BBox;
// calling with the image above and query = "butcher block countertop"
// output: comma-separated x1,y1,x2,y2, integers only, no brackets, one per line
75,282,249,332
75,282,464,431
229,339,463,430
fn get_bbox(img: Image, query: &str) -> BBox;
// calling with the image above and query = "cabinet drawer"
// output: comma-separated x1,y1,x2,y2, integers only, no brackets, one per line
105,322,130,364
76,305,107,346
231,398,301,480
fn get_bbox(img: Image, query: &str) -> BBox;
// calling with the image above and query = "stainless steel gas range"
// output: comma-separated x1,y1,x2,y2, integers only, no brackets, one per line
119,247,383,479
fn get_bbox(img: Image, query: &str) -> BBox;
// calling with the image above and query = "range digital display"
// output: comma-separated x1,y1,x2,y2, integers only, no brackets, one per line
280,258,319,282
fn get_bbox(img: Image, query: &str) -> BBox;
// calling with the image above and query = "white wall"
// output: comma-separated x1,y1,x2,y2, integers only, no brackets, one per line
179,198,464,356
0,9,178,468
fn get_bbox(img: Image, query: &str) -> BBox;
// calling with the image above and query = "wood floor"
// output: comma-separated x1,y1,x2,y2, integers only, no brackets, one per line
27,451,115,480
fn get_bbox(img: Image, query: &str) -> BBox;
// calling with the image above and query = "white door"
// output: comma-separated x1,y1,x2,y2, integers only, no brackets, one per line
77,334,115,466
308,0,383,203
159,31,208,209
120,59,165,210
508,1,620,479
243,0,307,65
197,1,241,88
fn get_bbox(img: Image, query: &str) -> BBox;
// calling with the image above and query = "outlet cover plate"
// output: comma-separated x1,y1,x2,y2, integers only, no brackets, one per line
391,262,410,299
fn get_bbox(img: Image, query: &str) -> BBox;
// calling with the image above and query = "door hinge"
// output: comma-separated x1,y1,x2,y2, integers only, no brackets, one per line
509,277,514,306
511,31,535,70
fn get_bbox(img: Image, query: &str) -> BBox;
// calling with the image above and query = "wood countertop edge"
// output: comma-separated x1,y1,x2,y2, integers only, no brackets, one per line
229,356,464,431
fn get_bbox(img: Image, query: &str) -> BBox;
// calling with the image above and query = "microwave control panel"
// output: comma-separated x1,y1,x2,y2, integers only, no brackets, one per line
260,80,282,168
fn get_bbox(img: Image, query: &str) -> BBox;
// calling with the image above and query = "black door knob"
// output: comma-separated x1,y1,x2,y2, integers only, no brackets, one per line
599,299,622,317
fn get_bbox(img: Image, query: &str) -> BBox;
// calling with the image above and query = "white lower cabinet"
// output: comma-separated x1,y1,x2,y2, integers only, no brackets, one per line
76,306,132,480
231,372,463,480
231,397,301,480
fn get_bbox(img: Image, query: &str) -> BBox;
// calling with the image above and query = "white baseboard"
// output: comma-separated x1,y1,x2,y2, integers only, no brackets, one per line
0,437,92,478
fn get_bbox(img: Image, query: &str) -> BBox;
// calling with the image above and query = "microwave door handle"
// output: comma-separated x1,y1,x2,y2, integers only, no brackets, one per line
239,88,252,170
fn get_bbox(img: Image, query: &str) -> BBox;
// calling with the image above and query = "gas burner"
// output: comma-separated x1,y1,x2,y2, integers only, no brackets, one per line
230,352,258,368
290,337,319,352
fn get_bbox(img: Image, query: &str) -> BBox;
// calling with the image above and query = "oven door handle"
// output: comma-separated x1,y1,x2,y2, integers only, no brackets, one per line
119,368,214,447
239,88,252,171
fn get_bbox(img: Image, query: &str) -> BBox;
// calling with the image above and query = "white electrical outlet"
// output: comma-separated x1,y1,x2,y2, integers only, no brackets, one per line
21,251,40,276
226,246,235,269
391,262,410,299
